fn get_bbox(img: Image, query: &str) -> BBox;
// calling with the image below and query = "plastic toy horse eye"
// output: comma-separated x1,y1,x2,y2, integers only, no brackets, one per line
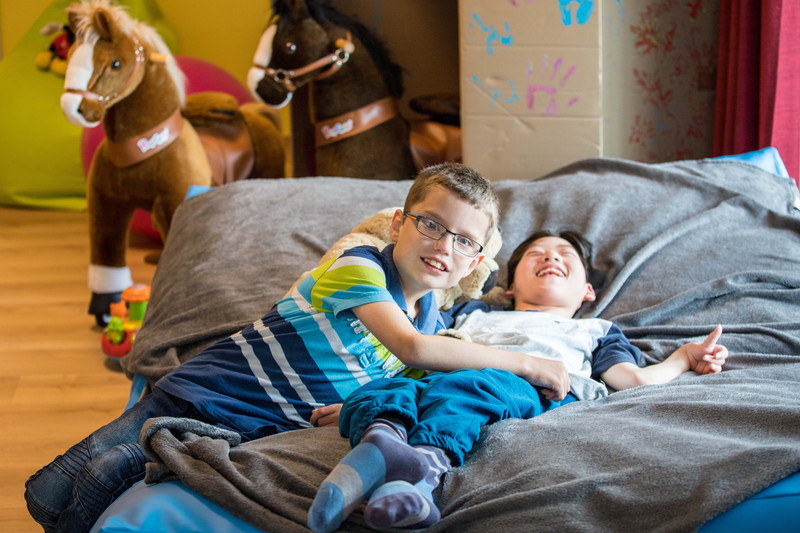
284,41,297,54
111,60,121,69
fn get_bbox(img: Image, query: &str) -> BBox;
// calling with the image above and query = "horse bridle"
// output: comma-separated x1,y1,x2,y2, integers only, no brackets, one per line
252,31,354,93
65,35,162,109
64,34,182,166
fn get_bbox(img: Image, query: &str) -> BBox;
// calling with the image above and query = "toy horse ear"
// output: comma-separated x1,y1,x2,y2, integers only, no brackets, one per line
289,0,311,21
92,7,115,41
67,9,81,34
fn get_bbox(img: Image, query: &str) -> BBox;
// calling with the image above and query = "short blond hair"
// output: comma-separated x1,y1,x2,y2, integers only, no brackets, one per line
404,162,499,242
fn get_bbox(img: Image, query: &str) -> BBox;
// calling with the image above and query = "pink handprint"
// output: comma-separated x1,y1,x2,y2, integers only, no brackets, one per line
526,57,578,115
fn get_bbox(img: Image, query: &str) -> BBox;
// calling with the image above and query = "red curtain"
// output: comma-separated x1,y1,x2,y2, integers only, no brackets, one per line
714,0,800,185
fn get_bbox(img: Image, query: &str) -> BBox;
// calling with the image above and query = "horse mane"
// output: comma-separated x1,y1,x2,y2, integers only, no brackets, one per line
68,0,186,105
271,0,405,98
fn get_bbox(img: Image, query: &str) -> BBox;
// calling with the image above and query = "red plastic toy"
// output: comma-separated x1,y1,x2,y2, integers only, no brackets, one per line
101,284,150,360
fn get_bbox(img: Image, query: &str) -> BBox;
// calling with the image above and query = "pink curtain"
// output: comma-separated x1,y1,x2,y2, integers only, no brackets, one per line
713,0,800,185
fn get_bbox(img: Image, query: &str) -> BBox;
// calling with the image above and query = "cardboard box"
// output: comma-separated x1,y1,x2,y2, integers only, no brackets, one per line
459,0,602,180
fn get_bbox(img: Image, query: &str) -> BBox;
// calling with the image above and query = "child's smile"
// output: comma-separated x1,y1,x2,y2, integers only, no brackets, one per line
536,265,566,277
422,256,448,273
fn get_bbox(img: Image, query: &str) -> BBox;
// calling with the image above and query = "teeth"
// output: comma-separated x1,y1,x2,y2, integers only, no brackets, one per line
424,258,446,271
537,268,564,277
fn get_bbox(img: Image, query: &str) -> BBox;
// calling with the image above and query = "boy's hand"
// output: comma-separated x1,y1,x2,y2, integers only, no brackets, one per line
310,404,343,427
525,356,570,401
684,325,728,375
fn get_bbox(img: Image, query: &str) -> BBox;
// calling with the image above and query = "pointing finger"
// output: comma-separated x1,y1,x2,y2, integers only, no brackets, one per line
701,325,723,350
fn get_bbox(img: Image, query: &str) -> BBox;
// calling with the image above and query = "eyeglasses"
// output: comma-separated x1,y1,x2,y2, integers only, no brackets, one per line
403,212,484,257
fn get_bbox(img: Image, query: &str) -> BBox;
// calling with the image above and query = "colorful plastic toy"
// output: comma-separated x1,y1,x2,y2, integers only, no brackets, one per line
101,284,150,360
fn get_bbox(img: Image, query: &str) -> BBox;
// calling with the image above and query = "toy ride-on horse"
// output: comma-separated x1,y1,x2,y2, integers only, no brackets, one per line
61,0,285,326
248,0,418,180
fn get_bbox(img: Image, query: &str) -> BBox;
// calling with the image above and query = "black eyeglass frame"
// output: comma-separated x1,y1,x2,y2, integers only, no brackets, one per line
403,212,484,257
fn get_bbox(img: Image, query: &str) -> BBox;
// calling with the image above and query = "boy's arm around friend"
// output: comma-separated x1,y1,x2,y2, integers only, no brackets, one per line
352,300,572,401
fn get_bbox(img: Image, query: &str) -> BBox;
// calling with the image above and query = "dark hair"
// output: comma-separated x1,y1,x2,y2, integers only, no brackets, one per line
506,230,593,286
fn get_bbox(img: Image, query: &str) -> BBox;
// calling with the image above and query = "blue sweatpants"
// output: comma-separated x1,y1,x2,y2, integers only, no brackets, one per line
339,368,578,466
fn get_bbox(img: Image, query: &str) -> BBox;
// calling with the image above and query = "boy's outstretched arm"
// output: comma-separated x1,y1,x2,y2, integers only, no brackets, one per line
600,325,729,391
353,301,571,400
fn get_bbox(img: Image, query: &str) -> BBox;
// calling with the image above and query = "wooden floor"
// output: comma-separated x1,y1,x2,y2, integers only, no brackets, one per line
0,207,159,532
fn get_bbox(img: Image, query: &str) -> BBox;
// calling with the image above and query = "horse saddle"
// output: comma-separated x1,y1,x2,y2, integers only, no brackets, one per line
184,92,256,186
193,120,254,186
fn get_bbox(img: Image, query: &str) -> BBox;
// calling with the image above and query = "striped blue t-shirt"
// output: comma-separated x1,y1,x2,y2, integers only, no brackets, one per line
155,245,443,440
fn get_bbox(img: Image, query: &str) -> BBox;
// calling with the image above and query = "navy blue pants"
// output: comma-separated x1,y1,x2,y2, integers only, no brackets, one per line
339,368,578,466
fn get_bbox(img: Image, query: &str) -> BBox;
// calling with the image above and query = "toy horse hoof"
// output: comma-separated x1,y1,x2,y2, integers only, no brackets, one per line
89,291,122,327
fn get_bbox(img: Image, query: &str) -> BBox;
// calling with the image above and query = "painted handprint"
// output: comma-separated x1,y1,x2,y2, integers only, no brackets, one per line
558,0,595,26
471,76,519,111
527,57,578,115
471,13,514,56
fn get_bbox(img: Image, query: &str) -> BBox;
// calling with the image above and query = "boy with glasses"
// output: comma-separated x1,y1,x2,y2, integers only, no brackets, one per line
26,163,570,533
309,230,728,533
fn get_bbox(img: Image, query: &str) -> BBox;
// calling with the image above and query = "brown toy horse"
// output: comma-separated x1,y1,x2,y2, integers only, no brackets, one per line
62,0,285,325
248,0,419,180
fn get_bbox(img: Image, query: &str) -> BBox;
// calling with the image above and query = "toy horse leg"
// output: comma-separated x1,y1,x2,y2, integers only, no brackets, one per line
145,127,215,239
149,192,183,241
87,187,136,325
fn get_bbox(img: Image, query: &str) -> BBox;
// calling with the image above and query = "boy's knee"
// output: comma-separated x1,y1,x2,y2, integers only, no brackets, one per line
24,451,84,532
60,443,147,529
457,367,523,388
429,368,500,387
24,470,62,532
81,442,147,492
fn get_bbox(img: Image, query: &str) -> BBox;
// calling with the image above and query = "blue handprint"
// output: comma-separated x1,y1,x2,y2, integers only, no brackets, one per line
471,13,514,56
558,0,595,26
471,76,519,110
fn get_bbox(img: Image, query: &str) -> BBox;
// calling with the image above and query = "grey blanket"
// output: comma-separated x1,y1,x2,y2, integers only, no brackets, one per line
127,157,800,531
